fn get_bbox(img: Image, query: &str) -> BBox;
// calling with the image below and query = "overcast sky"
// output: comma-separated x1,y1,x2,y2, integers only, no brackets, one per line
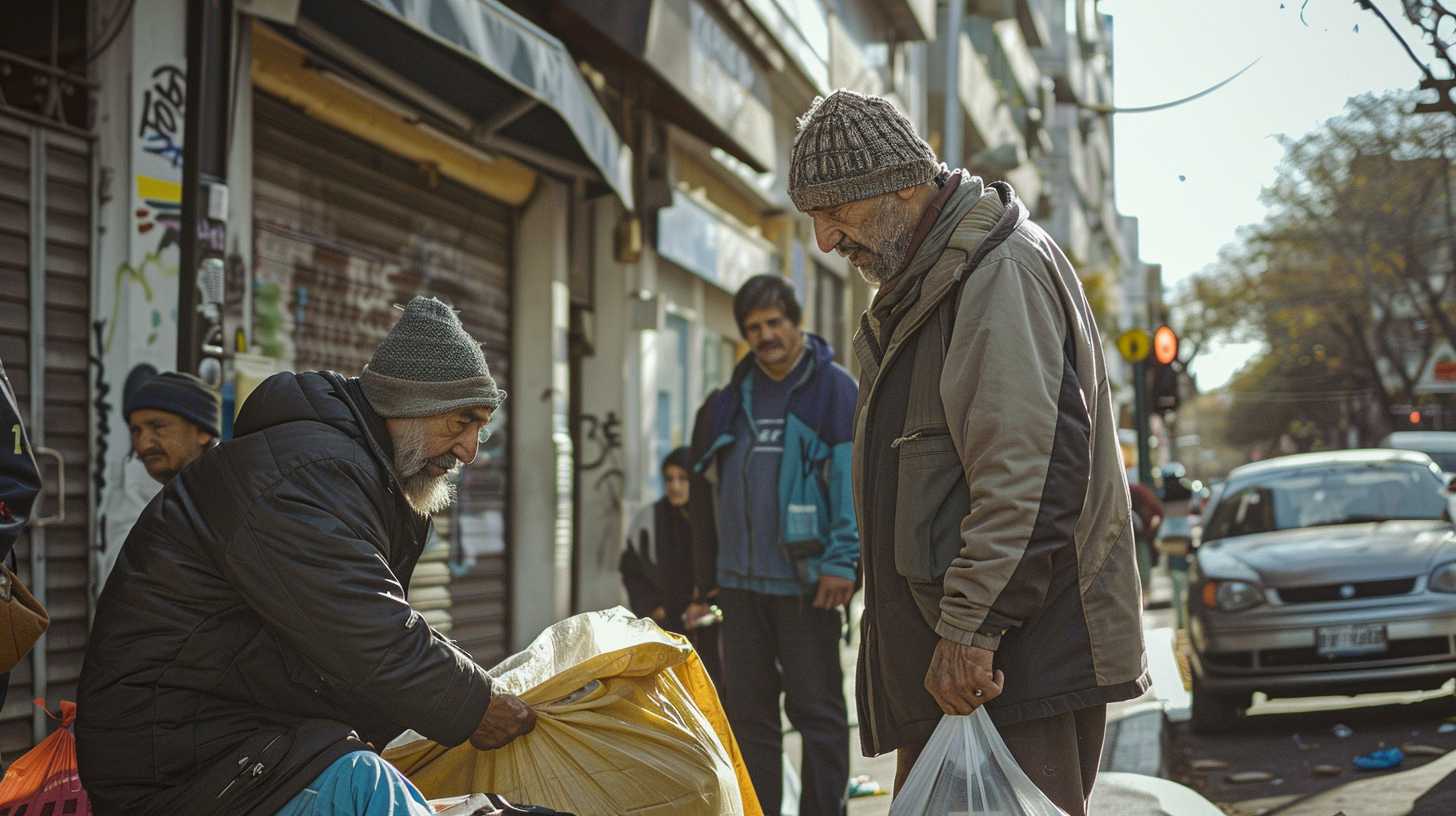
1102,0,1436,389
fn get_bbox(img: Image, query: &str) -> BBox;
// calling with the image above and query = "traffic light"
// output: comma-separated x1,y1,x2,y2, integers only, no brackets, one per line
1150,359,1180,413
1148,325,1180,413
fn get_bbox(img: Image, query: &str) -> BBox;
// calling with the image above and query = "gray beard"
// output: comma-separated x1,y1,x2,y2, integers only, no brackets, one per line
851,204,919,287
391,419,460,517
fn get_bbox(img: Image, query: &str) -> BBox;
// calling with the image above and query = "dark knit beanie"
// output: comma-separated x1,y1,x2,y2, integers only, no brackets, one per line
360,295,507,418
788,89,941,212
124,372,221,437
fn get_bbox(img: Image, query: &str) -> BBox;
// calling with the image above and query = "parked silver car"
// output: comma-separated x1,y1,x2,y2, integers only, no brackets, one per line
1187,449,1456,732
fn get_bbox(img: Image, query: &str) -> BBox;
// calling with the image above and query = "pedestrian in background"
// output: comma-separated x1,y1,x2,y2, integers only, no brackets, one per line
1129,478,1164,607
620,446,723,687
688,274,859,816
124,371,221,485
790,89,1148,816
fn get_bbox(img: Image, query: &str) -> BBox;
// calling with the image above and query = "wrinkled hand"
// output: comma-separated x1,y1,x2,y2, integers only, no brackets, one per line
924,639,1004,715
469,693,537,751
812,575,855,609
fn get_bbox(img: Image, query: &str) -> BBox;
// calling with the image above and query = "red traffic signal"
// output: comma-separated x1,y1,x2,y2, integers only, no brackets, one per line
1153,326,1179,366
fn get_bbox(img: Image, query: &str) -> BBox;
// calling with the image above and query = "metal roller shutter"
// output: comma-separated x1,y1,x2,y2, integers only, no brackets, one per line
0,115,93,755
251,94,512,667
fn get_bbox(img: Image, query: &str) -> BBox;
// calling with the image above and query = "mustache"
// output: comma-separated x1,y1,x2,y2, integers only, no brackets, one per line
835,237,870,257
420,453,460,475
757,340,783,351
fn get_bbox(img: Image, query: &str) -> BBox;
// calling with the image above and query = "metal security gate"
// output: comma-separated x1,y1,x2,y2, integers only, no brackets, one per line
0,115,93,754
251,95,513,667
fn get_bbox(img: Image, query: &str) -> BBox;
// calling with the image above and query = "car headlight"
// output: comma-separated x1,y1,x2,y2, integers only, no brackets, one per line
1431,563,1456,593
1202,580,1264,612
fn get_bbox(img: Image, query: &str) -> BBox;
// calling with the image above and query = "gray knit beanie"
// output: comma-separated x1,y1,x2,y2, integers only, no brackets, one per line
788,89,940,212
360,296,506,418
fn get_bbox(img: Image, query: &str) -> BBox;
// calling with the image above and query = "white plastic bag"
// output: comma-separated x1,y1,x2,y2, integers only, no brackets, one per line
889,710,1066,816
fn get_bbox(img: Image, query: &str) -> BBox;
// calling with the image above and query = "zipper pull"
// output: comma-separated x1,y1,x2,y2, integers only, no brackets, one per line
890,431,922,449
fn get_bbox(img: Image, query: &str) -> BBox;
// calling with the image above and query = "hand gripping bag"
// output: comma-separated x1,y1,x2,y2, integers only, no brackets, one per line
385,607,761,816
0,700,92,815
889,709,1065,816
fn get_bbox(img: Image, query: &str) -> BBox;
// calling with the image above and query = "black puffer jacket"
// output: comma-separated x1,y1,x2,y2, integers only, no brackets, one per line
77,371,492,816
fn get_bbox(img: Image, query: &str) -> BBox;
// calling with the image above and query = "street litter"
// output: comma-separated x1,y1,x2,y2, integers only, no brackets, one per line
1191,758,1229,772
848,776,886,798
1402,744,1445,758
890,709,1064,815
1352,747,1404,771
1439,723,1456,734
1227,771,1274,784
385,608,758,816
1332,724,1354,739
1313,765,1344,777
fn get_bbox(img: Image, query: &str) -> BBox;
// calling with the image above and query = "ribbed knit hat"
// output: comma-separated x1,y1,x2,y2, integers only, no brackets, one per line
788,90,940,212
125,372,221,437
360,296,507,418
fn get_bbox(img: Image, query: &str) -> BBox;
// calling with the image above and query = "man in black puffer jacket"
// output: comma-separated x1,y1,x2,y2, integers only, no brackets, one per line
77,296,535,816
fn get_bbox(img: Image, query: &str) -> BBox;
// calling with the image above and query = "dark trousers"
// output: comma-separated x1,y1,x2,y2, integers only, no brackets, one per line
998,705,1108,816
689,622,724,692
718,589,849,816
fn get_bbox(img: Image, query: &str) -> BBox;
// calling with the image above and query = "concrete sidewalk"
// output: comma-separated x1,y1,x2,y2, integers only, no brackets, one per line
779,567,1215,815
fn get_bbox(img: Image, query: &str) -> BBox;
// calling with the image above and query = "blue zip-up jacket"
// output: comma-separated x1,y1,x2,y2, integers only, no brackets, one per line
689,334,860,595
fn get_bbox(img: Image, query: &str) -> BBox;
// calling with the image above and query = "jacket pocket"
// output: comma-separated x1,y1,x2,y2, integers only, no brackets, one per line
892,430,970,581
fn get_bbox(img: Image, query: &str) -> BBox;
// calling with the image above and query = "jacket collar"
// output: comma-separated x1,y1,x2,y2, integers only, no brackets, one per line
853,179,1026,380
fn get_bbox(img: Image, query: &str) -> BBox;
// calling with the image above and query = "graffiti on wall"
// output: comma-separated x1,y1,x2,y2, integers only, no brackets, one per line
104,175,181,352
93,1,187,601
137,64,185,168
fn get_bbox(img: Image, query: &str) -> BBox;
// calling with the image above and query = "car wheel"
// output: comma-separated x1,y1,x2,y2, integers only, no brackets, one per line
1191,673,1245,733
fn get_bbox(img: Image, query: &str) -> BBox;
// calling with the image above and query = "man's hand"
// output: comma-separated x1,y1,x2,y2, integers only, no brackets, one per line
681,601,711,627
924,639,1004,715
469,693,537,751
649,606,667,624
812,574,855,609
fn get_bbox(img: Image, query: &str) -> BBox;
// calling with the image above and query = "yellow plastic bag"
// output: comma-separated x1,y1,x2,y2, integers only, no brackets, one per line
385,607,761,816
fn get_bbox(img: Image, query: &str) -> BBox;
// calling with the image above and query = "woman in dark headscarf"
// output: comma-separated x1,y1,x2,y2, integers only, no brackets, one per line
621,447,723,686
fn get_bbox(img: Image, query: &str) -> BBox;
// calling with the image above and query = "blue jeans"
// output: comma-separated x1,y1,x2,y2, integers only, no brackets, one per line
275,751,434,816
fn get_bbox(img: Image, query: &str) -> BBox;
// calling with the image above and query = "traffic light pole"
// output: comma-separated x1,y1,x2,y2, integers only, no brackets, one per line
1134,359,1153,486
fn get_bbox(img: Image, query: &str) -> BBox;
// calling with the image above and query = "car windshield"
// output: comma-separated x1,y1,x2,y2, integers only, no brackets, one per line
1425,451,1456,474
1202,462,1449,542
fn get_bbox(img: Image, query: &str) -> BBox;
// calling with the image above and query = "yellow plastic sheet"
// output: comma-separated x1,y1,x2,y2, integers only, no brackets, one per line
385,608,762,816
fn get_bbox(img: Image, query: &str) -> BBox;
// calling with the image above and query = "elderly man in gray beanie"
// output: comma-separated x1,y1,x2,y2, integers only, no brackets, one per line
792,91,1148,815
79,296,536,816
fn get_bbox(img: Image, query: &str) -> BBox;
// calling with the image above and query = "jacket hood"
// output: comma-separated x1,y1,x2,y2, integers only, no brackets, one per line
235,371,362,439
1200,521,1456,586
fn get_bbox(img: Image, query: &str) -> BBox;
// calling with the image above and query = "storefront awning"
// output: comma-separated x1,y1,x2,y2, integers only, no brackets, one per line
553,0,777,173
300,0,633,209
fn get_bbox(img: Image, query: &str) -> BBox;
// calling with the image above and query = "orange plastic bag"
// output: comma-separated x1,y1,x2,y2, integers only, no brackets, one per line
386,608,761,816
0,700,92,815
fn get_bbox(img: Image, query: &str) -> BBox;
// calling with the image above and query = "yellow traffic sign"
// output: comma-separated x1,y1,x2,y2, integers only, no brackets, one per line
1117,329,1152,363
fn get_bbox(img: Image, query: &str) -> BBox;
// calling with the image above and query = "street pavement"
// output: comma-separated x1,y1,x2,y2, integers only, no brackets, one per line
1154,565,1456,816
771,575,1217,816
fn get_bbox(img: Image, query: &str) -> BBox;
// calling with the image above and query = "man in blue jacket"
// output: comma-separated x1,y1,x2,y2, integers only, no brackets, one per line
687,274,859,816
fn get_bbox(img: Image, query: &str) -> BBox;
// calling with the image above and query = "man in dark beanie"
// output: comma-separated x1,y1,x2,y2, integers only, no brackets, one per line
791,90,1147,815
125,370,221,484
79,296,535,816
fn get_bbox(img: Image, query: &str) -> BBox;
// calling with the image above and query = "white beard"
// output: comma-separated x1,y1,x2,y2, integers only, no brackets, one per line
391,419,460,516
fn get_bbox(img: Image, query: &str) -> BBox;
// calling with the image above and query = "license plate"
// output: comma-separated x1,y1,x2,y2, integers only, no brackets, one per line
1316,624,1387,658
